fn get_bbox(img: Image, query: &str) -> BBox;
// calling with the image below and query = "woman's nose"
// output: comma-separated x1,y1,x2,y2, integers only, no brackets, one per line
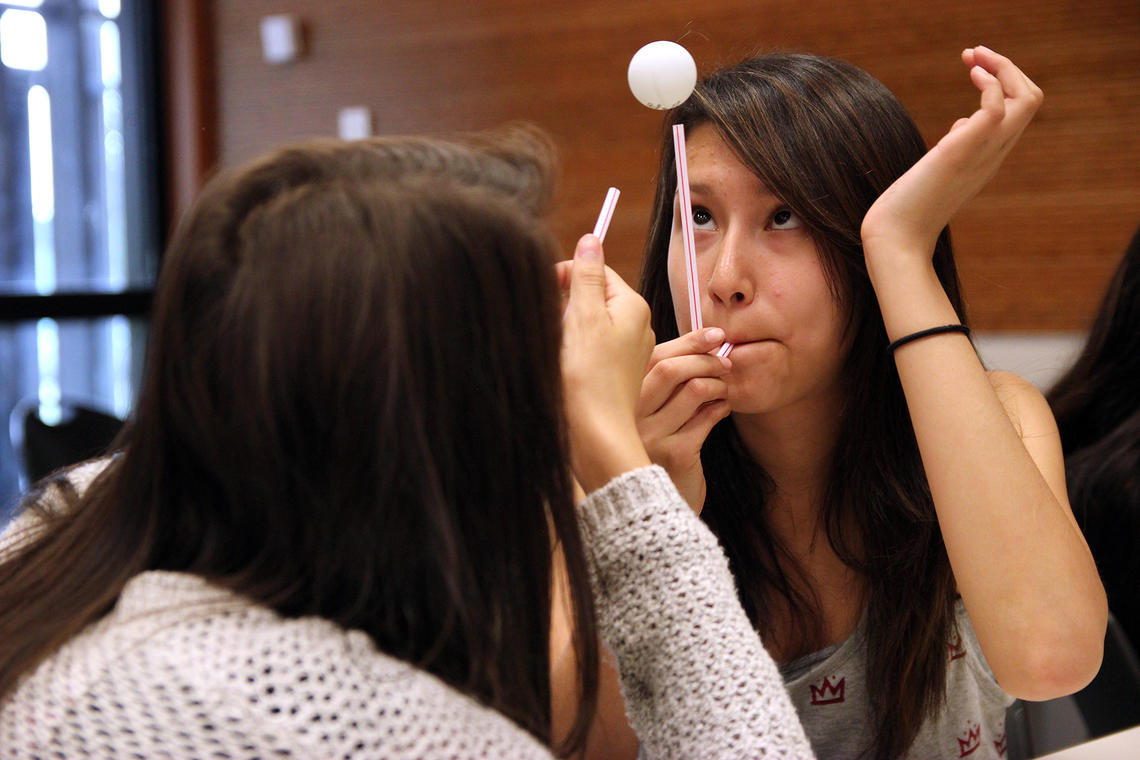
707,236,754,308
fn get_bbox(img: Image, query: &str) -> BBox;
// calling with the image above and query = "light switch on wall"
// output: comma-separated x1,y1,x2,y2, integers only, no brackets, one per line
337,106,373,140
260,14,302,64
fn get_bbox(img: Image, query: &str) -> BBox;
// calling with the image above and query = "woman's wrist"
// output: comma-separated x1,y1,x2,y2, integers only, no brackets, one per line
570,419,652,495
863,238,936,286
864,250,960,339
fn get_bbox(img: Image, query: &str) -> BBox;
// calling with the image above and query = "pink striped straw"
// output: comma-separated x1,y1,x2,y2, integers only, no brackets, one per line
564,188,622,322
592,186,620,242
672,124,702,332
673,126,734,359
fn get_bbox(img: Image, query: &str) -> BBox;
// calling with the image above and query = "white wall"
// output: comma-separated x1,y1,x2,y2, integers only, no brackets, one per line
973,332,1086,392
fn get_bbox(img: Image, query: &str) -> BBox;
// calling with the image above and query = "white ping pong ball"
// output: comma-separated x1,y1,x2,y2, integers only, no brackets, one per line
628,40,697,110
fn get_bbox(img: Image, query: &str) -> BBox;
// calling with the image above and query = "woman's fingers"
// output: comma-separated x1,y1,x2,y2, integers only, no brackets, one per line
638,345,730,475
639,368,730,439
566,234,605,310
640,338,730,414
647,399,732,474
969,46,1043,102
963,46,1043,132
603,265,654,351
937,47,1041,171
972,64,1006,119
628,327,731,506
648,328,726,368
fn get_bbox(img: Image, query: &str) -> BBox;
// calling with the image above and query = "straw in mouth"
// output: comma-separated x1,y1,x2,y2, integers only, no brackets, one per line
672,124,702,333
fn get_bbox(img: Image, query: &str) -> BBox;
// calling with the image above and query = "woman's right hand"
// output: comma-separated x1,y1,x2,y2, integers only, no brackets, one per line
637,329,732,512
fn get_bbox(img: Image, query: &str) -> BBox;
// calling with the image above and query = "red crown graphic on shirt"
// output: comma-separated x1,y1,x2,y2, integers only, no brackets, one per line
809,675,846,705
993,732,1008,757
947,631,966,661
957,722,981,756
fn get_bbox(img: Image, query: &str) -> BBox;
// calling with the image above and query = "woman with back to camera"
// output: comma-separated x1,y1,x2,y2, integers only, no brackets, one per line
1048,221,1140,654
0,130,815,758
566,46,1107,760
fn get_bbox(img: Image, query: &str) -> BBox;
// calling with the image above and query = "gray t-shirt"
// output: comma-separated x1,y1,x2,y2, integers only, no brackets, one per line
779,599,1014,759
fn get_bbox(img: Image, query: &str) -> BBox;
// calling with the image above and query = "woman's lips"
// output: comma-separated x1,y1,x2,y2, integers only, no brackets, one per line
717,338,777,358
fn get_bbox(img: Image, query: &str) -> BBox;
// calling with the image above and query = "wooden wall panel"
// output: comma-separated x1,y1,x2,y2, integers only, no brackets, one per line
210,0,1140,330
160,0,217,234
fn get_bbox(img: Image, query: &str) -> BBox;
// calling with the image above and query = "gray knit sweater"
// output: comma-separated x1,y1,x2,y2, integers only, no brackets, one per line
0,464,814,759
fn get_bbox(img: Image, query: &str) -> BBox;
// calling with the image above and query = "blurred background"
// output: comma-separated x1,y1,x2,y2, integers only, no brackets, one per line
1,0,1138,511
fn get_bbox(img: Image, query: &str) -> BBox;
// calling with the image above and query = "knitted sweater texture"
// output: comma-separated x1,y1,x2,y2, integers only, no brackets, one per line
0,464,813,759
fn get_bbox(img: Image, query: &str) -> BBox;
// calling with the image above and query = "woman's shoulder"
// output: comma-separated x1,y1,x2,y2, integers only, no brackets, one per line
190,607,552,757
0,457,113,558
4,570,553,758
144,575,553,757
985,368,1035,393
986,370,1058,439
8,455,112,520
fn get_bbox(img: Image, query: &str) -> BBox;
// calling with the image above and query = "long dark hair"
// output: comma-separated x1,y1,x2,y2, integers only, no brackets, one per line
1047,221,1140,648
638,53,966,760
0,130,599,754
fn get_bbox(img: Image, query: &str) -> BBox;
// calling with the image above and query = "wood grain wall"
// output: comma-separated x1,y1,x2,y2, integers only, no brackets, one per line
203,0,1140,331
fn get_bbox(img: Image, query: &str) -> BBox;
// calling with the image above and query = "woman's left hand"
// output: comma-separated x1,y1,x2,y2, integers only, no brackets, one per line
861,49,1107,698
861,46,1043,263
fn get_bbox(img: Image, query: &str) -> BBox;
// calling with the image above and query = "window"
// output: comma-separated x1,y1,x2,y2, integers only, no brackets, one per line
0,0,159,512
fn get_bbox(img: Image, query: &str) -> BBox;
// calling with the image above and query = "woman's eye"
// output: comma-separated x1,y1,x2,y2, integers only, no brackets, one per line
770,208,802,230
692,206,715,230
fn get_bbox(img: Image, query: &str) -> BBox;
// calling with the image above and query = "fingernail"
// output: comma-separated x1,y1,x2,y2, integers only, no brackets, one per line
706,327,725,344
577,234,602,261
719,356,732,370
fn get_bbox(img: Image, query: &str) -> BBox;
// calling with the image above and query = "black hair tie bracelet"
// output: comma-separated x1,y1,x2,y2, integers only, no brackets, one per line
888,324,970,354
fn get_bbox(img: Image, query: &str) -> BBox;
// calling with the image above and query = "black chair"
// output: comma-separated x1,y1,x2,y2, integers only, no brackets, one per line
8,396,123,491
1005,613,1140,758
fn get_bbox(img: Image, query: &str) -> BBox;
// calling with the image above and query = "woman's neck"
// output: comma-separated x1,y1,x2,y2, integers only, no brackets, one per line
731,391,867,659
731,392,843,526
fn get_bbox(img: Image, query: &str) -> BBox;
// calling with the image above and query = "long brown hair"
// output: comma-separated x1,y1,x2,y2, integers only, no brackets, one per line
0,129,598,754
1049,222,1140,454
638,53,966,760
1047,221,1140,649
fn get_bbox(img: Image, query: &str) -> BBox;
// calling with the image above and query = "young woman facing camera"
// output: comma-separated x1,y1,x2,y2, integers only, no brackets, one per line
571,46,1106,760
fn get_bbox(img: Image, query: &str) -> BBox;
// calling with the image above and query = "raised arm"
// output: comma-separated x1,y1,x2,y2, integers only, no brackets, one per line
861,46,1107,700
